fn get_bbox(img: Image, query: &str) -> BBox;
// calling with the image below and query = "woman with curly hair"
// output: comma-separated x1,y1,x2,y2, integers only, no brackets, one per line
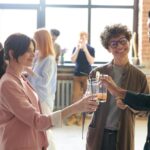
86,24,149,150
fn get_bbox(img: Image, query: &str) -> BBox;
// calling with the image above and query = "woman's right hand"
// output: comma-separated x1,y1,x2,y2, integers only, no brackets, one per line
100,75,126,100
75,94,99,113
100,75,120,96
61,94,99,120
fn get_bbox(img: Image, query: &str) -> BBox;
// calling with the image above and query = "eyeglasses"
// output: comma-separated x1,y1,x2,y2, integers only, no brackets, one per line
109,37,128,49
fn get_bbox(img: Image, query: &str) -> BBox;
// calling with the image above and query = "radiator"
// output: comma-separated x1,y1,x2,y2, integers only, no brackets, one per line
54,80,73,110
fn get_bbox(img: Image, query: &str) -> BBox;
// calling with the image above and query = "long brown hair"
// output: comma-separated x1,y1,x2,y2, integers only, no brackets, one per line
34,28,55,58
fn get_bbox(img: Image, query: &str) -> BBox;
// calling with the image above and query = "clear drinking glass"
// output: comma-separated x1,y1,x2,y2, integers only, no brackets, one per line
86,78,99,95
86,77,107,103
96,82,107,103
82,78,99,139
82,76,107,139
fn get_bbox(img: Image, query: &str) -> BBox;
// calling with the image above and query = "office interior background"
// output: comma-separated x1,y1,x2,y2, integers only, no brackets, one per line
0,0,135,63
0,1,150,150
0,0,150,106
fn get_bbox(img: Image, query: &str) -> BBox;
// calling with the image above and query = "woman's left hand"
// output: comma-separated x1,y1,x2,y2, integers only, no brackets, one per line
116,97,128,110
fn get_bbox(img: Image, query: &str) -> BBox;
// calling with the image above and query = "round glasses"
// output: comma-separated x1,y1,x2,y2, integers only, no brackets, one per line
109,37,128,49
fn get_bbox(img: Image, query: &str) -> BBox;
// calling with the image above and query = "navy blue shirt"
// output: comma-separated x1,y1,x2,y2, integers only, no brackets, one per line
72,44,95,76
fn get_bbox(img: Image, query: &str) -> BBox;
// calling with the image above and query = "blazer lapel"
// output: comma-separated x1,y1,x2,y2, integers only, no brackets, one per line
20,77,40,112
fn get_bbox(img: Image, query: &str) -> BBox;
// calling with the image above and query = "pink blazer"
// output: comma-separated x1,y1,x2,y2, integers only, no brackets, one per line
0,67,51,150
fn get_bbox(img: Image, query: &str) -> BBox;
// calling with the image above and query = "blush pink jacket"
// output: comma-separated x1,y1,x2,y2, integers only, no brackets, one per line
0,66,52,150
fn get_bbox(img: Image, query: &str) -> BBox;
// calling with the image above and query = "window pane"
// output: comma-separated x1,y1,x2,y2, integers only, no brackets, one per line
92,0,134,5
0,0,39,4
0,9,37,43
46,0,88,5
46,8,88,62
91,8,133,62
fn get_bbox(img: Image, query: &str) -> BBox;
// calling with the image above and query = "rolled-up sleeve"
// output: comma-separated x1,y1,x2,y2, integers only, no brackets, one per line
51,110,62,128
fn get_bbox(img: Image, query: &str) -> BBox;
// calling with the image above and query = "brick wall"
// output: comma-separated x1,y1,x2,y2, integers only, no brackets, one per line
147,75,150,87
139,0,150,67
139,0,150,87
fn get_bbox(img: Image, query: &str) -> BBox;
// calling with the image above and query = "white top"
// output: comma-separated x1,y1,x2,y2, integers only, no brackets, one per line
28,55,57,109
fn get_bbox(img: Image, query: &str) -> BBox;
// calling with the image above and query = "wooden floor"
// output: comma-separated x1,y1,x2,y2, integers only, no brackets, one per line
52,117,148,150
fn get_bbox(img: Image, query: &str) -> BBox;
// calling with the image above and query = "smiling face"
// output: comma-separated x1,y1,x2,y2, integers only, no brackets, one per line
108,35,130,60
17,41,35,67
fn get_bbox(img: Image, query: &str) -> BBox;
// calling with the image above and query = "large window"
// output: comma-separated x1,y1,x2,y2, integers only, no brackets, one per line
0,0,39,4
0,9,37,43
46,8,88,61
46,0,88,5
0,0,135,63
45,0,134,63
91,0,133,5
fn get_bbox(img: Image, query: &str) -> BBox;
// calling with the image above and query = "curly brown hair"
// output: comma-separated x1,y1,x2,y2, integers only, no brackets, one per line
100,24,132,50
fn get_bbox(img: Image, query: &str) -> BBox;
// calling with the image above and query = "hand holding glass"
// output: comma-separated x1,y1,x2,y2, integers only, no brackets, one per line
86,78,107,103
